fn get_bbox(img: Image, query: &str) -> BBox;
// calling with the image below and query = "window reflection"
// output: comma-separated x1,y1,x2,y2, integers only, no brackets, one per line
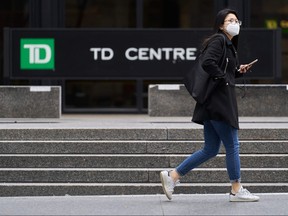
0,0,29,84
250,0,288,81
65,80,137,110
143,0,214,28
65,0,136,28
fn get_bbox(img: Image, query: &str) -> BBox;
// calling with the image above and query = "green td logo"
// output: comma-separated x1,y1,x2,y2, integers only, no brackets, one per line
20,38,55,70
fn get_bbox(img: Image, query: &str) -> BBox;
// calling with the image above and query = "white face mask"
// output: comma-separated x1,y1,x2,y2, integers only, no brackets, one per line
226,23,240,37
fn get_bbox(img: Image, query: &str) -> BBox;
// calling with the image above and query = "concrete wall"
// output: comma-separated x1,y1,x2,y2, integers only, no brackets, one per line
0,86,61,118
148,84,288,117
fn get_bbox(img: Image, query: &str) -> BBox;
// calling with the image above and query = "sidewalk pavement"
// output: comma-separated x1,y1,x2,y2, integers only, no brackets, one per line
1,114,288,129
0,193,288,215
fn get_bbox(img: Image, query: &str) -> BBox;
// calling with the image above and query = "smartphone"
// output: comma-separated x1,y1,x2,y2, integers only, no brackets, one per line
247,59,258,66
238,59,258,71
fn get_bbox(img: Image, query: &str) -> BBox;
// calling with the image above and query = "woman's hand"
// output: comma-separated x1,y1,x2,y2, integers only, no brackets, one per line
238,59,258,73
238,64,252,73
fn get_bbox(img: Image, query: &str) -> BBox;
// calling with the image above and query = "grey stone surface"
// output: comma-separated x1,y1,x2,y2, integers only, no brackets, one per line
147,141,288,154
0,169,149,183
0,86,61,118
1,140,288,154
0,169,287,184
0,155,170,168
0,154,286,169
0,141,148,154
1,183,288,197
1,194,288,215
148,169,288,183
0,128,168,140
170,155,288,168
0,127,287,140
149,84,195,116
168,128,288,140
0,115,287,196
148,84,288,116
238,85,288,116
239,128,288,140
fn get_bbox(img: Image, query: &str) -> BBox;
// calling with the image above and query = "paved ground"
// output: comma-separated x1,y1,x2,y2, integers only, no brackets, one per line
1,114,288,129
0,193,288,215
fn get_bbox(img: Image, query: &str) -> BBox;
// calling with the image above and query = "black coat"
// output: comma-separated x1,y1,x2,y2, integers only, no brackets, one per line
192,33,242,129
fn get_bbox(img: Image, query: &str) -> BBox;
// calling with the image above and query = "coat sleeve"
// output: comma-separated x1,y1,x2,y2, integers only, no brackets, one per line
235,69,243,78
201,36,226,77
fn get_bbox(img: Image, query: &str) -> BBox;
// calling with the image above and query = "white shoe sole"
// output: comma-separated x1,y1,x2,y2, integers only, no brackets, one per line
230,196,260,202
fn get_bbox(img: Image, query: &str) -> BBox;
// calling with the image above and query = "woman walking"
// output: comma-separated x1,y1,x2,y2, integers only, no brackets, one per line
160,8,259,202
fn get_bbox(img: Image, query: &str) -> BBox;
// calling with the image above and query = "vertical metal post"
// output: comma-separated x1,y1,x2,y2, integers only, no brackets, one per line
136,0,144,112
136,0,143,28
274,29,282,83
214,0,227,16
227,0,244,24
29,0,41,27
29,0,65,96
3,28,11,85
29,0,65,28
242,0,251,27
136,79,144,113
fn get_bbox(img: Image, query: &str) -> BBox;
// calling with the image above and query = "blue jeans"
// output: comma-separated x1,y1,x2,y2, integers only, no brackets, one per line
176,120,241,183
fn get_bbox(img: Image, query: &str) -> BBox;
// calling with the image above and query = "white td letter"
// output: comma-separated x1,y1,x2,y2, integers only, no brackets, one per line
24,44,52,64
101,48,114,60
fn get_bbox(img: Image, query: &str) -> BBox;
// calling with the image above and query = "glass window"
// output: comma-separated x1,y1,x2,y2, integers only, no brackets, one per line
65,80,137,111
65,0,137,112
143,0,215,28
0,0,29,28
65,0,136,28
250,0,288,82
0,0,29,83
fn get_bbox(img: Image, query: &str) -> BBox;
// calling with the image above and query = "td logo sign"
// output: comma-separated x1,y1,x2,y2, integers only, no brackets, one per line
20,38,55,70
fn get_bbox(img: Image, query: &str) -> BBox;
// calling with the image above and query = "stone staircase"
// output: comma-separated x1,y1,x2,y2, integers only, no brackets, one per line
0,126,288,196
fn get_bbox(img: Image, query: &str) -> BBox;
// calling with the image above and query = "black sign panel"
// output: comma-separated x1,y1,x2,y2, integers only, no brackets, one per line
5,28,281,80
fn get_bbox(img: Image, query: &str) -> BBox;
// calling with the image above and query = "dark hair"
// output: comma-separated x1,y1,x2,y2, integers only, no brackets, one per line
203,8,239,49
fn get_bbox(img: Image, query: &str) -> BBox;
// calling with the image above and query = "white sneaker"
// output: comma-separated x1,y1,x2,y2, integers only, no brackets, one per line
229,186,260,202
160,170,179,200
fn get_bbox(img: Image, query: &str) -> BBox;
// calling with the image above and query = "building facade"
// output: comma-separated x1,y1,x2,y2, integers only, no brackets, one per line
1,0,288,113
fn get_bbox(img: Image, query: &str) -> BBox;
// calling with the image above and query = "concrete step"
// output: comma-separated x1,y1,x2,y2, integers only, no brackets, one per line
0,168,287,183
0,154,287,168
1,140,288,154
0,128,287,140
1,117,287,196
0,182,287,196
